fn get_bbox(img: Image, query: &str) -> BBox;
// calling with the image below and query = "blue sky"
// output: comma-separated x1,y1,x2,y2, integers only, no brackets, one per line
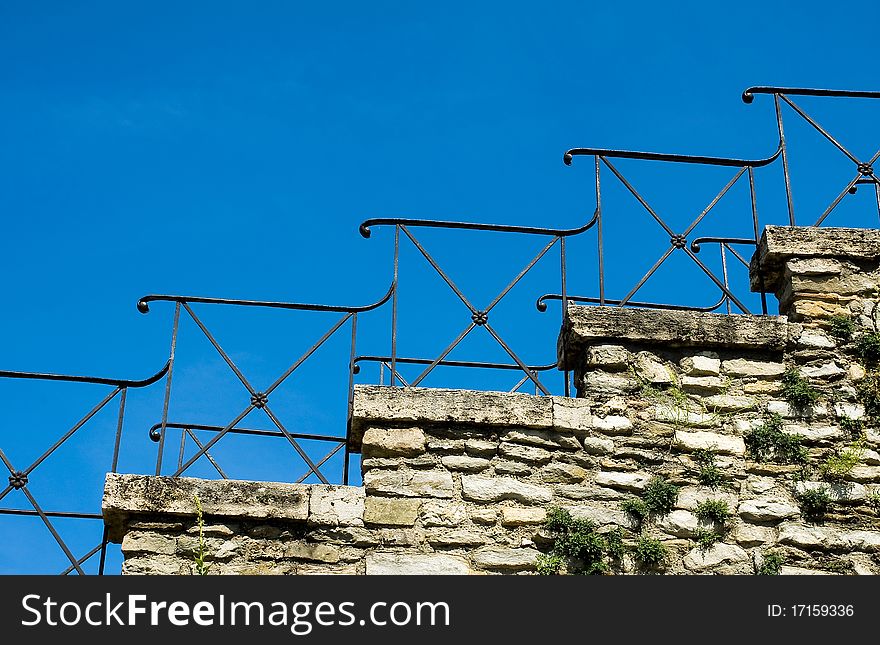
1,1,878,573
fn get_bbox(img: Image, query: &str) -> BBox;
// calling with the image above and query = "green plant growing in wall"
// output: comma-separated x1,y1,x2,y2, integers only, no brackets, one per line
781,368,819,413
193,494,211,576
868,492,880,512
757,551,784,575
692,528,722,549
819,437,865,482
693,499,730,525
692,449,723,488
839,416,865,440
743,414,808,464
856,371,880,420
633,537,667,569
642,476,679,516
798,487,832,523
620,498,648,525
855,332,880,364
537,507,621,575
828,315,855,342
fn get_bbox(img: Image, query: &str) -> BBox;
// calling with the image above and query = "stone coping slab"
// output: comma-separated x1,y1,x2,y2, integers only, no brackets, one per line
349,385,591,451
750,225,880,292
558,305,787,369
103,473,312,542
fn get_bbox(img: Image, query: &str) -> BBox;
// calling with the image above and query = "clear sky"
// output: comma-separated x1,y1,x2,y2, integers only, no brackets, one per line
1,1,878,573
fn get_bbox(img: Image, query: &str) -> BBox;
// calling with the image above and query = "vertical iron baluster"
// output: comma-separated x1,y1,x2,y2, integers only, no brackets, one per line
721,245,731,315
177,427,187,472
156,302,181,476
774,94,796,225
560,236,570,397
391,225,400,387
99,386,128,575
344,312,358,486
596,155,605,306
748,167,768,315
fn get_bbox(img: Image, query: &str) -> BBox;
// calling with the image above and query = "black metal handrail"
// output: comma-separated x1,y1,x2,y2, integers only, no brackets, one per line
743,85,880,226
137,285,394,486
0,360,170,575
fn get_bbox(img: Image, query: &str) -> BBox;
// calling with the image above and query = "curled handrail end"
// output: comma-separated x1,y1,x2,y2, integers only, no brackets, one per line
690,241,702,253
742,90,755,104
563,151,574,166
358,222,372,238
352,364,361,375
136,299,150,314
535,296,549,312
148,424,162,442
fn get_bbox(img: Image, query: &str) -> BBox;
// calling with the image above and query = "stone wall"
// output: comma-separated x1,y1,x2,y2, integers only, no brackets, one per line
104,226,880,574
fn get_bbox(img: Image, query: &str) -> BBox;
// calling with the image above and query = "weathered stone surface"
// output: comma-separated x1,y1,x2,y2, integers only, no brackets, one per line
366,553,472,575
461,476,552,505
493,460,532,476
541,462,587,483
581,436,614,455
469,508,498,525
500,507,547,526
835,402,865,420
308,485,365,527
592,415,633,435
121,531,177,556
499,442,553,464
675,487,739,511
732,523,775,546
586,344,630,370
846,466,880,483
782,424,841,442
656,510,718,538
103,474,310,542
766,400,828,418
779,566,834,575
566,503,636,529
363,497,421,526
680,376,726,394
743,380,782,394
582,371,637,393
680,354,720,376
440,455,491,472
751,226,880,292
676,431,745,456
420,500,467,527
554,484,624,501
551,396,593,433
362,427,427,458
683,543,749,570
795,481,867,503
351,385,553,448
778,523,880,552
284,542,340,563
122,556,189,576
702,395,755,413
634,353,675,384
561,307,787,371
363,470,454,499
801,362,845,379
464,439,497,457
594,471,650,492
472,546,539,571
797,331,835,349
738,498,800,522
426,529,486,547
721,358,785,378
655,406,718,428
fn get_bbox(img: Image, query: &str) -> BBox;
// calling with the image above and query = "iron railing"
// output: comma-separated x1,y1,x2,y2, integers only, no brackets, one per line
0,362,168,574
743,86,880,226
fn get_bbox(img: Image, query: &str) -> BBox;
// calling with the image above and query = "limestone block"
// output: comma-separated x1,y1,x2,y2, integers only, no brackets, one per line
461,475,553,505
683,543,749,571
586,344,630,370
284,542,341,563
363,497,421,526
676,431,745,456
551,396,594,433
472,546,539,571
634,352,675,385
363,469,454,498
420,500,468,527
581,436,614,455
501,507,547,526
778,523,880,552
464,439,498,457
801,362,845,379
365,553,472,575
702,395,756,413
362,427,427,458
795,481,867,503
722,359,785,378
426,529,486,547
308,485,365,527
121,531,177,556
592,415,633,435
680,376,726,394
594,471,650,492
440,455,491,472
680,354,721,376
499,442,553,464
738,498,800,522
732,523,776,546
